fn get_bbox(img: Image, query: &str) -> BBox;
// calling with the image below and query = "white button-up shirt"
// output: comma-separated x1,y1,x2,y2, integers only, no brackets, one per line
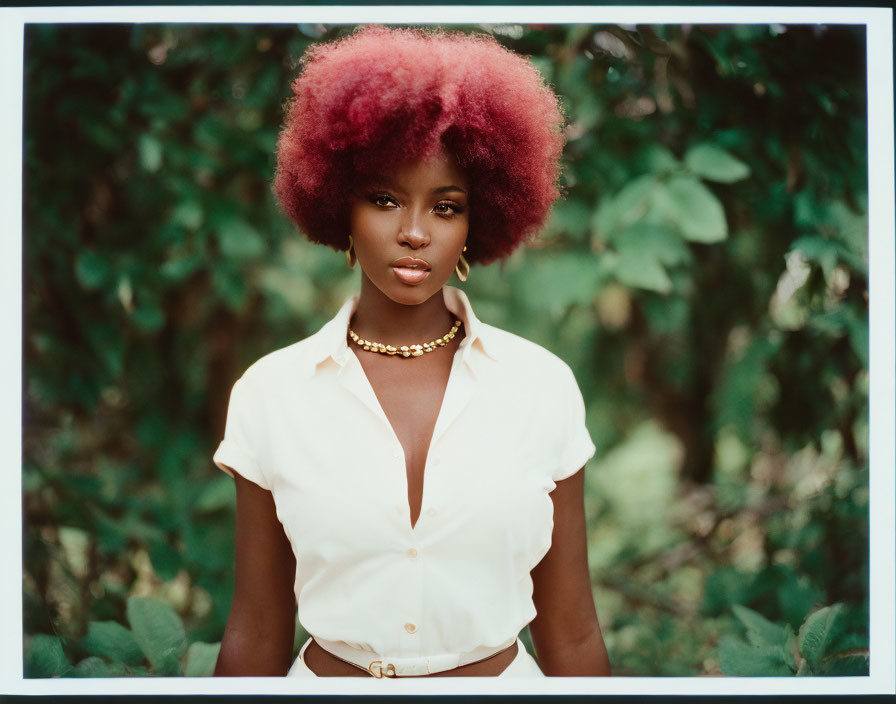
213,286,596,659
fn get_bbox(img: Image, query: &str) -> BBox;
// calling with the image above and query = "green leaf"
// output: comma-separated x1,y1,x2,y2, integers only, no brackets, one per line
511,252,602,316
160,255,203,281
844,308,869,368
138,134,163,173
612,222,692,267
26,634,72,677
792,190,818,228
131,305,165,333
572,91,602,132
217,218,266,260
195,474,236,513
777,576,823,631
126,596,187,675
712,336,778,439
733,604,786,646
821,651,869,676
783,625,798,671
825,199,868,266
148,539,182,582
71,656,129,677
614,246,672,294
791,197,867,268
613,174,657,225
183,641,222,677
656,176,728,243
798,604,845,673
703,567,758,616
212,266,249,311
594,174,656,236
684,142,751,183
81,620,145,666
549,198,592,242
828,630,868,655
632,144,680,174
170,200,204,231
718,635,795,676
789,235,842,280
75,251,111,289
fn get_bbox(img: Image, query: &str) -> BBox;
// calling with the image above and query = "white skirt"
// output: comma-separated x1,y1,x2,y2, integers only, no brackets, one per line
288,637,545,677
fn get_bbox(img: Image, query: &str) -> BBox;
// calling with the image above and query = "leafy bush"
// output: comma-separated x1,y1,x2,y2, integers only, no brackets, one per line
25,597,220,677
719,603,868,676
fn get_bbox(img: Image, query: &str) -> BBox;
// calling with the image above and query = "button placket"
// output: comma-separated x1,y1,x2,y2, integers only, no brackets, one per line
401,532,424,647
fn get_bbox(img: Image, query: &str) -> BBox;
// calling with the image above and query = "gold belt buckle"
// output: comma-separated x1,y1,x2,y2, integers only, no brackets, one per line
368,660,397,678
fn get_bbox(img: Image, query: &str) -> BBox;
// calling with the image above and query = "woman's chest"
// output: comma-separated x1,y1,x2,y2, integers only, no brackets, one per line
355,350,452,471
261,367,556,560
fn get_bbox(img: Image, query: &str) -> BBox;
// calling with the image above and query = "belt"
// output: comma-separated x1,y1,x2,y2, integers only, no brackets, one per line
312,635,518,678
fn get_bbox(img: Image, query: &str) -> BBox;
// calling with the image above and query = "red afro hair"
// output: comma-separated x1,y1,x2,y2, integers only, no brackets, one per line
274,25,565,265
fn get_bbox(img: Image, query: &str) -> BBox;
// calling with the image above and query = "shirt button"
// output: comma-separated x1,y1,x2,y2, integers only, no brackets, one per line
406,548,418,559
392,448,401,458
426,508,438,517
404,622,418,634
432,458,440,466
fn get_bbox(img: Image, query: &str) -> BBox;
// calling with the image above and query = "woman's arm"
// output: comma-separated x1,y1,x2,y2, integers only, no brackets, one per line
214,471,297,676
529,467,611,676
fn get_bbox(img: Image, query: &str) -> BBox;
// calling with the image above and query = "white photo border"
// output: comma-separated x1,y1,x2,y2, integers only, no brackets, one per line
2,4,893,697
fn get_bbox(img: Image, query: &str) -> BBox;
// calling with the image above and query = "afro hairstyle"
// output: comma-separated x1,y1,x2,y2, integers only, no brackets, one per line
273,25,566,265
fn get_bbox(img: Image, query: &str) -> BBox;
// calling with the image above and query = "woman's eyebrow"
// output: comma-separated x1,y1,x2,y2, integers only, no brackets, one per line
365,179,400,191
361,181,467,196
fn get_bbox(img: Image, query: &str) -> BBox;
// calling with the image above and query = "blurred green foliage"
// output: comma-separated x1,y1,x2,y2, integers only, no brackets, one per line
23,23,868,677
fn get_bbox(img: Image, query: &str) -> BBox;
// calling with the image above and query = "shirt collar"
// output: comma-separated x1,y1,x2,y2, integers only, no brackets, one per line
312,286,500,369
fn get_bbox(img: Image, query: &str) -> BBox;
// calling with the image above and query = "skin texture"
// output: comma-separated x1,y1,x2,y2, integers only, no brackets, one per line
530,468,612,676
214,473,296,676
215,149,611,677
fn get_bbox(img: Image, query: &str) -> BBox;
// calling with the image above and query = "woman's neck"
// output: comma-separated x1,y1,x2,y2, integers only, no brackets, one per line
350,275,457,346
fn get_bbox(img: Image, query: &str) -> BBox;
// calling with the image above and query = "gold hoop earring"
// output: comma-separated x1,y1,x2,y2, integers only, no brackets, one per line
345,235,355,269
455,250,469,282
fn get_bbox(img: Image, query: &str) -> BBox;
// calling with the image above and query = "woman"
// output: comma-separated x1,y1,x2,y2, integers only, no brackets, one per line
213,25,611,678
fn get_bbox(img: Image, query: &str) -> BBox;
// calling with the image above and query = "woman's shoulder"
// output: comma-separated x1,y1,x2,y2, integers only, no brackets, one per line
239,295,358,389
478,321,579,387
237,327,332,391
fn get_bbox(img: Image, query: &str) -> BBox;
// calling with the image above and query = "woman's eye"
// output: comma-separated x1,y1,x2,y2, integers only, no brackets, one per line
434,201,464,216
371,194,398,208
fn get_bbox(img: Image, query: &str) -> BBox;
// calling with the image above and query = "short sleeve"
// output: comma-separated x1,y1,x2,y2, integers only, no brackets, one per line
212,376,270,490
552,364,596,482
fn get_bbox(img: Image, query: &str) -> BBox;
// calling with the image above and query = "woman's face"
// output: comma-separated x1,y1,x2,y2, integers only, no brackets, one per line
349,146,470,307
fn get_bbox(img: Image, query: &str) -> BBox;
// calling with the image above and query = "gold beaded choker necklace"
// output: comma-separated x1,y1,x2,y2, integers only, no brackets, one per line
348,319,462,358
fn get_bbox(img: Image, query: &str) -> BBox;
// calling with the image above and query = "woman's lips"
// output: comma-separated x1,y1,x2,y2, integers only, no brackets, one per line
392,266,431,284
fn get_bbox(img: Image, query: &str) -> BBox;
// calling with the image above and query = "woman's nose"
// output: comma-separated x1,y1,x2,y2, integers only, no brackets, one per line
398,212,429,249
